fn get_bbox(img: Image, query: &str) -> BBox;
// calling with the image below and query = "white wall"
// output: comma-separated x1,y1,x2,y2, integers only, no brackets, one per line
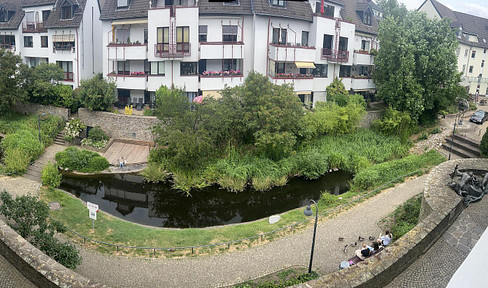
79,0,103,81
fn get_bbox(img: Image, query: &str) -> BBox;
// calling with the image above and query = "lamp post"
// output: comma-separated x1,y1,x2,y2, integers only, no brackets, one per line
303,199,318,274
37,112,46,143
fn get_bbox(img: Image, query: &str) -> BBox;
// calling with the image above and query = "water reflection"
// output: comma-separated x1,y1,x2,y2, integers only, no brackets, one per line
60,172,352,228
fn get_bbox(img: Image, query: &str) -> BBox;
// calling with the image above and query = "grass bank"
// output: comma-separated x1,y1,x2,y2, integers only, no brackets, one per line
379,194,423,240
42,150,445,258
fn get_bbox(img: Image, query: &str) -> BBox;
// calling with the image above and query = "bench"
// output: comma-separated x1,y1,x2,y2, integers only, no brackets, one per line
340,247,384,269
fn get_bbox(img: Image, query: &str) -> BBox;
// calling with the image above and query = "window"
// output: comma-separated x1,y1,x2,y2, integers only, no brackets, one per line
157,27,169,52
223,59,237,71
176,26,190,51
464,49,468,57
53,34,75,51
270,0,286,7
0,35,15,48
117,0,129,8
272,28,287,44
116,28,129,43
42,10,50,22
313,64,327,77
199,25,207,42
462,64,466,74
361,40,370,51
180,62,197,76
456,47,460,56
57,61,73,81
276,62,285,74
339,37,348,51
469,66,474,73
144,29,148,44
0,8,7,22
24,36,33,47
472,51,476,58
41,36,48,48
301,31,309,46
222,25,238,42
150,62,165,75
316,2,334,18
339,65,351,77
482,60,485,68
61,0,75,19
117,61,130,75
364,11,371,25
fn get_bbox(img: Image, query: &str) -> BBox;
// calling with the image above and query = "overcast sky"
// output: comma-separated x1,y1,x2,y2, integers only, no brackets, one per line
397,0,488,19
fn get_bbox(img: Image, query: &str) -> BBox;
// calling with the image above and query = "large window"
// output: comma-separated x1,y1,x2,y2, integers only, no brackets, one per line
270,0,286,7
301,31,309,46
339,65,351,77
469,66,474,74
157,27,169,52
176,26,190,51
199,25,207,42
339,37,348,51
272,28,287,45
0,35,15,48
316,2,334,17
116,28,129,43
313,64,327,77
361,40,370,51
323,34,333,50
180,62,197,76
363,11,372,25
117,61,130,75
57,61,73,81
222,25,238,42
53,34,75,51
223,59,237,71
61,0,75,19
276,62,285,74
42,10,50,22
150,62,165,75
41,36,48,48
24,36,33,47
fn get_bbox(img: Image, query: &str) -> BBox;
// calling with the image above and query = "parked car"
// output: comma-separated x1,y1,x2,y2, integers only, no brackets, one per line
470,110,488,124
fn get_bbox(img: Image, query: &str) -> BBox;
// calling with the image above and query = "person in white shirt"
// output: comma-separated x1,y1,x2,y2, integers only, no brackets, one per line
378,230,393,246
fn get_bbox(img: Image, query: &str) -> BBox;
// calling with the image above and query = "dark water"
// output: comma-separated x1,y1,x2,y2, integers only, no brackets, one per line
60,172,352,228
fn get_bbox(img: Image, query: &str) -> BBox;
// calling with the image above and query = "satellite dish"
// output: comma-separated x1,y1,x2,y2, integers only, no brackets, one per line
458,99,469,112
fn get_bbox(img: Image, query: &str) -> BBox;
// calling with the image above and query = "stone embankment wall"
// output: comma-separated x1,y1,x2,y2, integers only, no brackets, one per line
360,110,382,128
0,219,107,288
77,108,160,142
12,103,70,121
294,159,488,288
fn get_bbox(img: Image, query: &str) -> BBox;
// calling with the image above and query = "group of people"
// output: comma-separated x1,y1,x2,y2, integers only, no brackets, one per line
355,230,393,260
115,157,127,168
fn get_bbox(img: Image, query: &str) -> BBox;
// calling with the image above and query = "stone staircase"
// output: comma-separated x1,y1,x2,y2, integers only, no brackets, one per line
441,134,481,159
53,128,66,146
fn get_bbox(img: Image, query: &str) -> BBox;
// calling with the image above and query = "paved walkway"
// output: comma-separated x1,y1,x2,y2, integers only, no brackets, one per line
0,254,36,288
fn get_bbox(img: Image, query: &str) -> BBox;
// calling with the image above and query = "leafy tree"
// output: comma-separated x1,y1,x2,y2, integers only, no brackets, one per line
0,191,81,269
27,63,64,105
41,162,62,188
481,127,488,158
78,74,116,111
371,108,415,143
0,49,29,112
326,77,349,106
373,12,461,122
377,0,408,19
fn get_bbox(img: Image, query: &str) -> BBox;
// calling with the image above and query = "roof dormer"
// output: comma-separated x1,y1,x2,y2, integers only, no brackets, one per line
0,4,15,23
117,0,130,9
356,5,372,26
60,0,78,20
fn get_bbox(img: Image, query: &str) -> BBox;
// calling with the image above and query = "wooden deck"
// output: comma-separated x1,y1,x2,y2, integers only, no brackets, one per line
102,140,151,165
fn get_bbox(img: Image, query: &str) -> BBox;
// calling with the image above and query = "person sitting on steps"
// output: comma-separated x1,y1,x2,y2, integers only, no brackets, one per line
378,230,393,246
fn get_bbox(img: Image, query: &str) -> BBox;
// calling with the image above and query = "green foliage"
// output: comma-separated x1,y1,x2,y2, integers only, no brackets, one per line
78,74,116,111
0,49,29,112
372,108,415,142
88,126,108,141
1,130,44,174
55,147,109,173
27,63,66,106
374,12,461,122
140,162,168,183
80,138,108,149
469,101,477,111
390,195,422,239
326,77,349,106
376,0,408,19
143,107,155,116
0,191,81,269
41,162,62,188
418,132,428,141
64,119,85,141
480,127,488,157
430,127,441,134
351,150,445,191
233,271,319,288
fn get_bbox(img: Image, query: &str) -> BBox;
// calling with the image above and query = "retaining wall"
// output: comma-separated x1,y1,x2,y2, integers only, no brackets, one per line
360,110,382,128
294,159,488,288
12,103,70,121
0,219,107,288
77,108,160,142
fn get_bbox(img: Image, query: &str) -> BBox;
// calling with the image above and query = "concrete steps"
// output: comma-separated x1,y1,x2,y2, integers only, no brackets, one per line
442,134,481,159
53,126,66,146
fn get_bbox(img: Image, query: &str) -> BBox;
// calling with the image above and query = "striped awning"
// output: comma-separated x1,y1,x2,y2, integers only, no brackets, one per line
112,19,148,25
52,34,75,42
295,62,316,69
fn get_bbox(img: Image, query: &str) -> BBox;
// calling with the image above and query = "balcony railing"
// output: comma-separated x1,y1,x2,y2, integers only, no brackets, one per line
109,71,147,77
269,42,315,49
22,22,47,33
62,72,74,81
155,43,190,58
200,70,242,77
321,48,349,63
270,73,313,79
53,43,75,52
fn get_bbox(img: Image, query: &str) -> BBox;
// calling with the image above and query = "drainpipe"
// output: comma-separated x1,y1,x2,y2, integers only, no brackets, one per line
76,28,80,86
266,17,270,77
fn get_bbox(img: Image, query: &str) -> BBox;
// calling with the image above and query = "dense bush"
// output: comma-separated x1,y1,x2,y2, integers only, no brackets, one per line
78,74,117,111
481,127,488,157
1,130,44,174
88,126,108,141
0,191,81,269
55,147,109,173
41,162,62,188
64,119,85,141
372,108,415,143
390,195,422,240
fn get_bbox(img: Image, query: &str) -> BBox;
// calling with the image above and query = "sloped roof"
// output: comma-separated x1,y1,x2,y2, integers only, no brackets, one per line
0,1,24,30
426,0,458,26
100,0,149,20
45,0,87,28
341,0,379,35
199,0,253,17
21,0,56,8
252,0,313,22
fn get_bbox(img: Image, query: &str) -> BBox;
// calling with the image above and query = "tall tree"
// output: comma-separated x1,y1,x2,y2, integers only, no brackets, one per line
0,49,29,112
78,74,116,111
373,12,461,122
377,0,408,19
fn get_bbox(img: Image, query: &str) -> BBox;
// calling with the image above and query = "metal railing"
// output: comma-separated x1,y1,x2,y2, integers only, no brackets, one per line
22,22,47,33
51,169,426,257
154,43,190,58
321,48,349,62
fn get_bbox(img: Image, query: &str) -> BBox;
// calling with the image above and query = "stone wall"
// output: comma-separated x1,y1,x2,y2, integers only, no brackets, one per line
360,110,382,128
12,103,70,121
294,159,488,288
77,108,160,142
0,219,107,288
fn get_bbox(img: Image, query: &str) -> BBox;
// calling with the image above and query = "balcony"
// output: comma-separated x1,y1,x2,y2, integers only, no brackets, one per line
268,43,316,62
353,50,373,65
200,42,244,59
154,43,190,58
62,72,74,82
269,74,314,91
351,77,376,91
108,43,147,60
200,71,244,90
108,72,147,90
321,48,349,63
22,22,47,33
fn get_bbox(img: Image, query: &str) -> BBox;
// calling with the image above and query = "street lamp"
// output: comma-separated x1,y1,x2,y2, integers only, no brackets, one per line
38,112,46,143
303,199,318,274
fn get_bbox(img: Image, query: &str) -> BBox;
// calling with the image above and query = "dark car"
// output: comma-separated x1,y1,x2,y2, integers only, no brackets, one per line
470,110,488,124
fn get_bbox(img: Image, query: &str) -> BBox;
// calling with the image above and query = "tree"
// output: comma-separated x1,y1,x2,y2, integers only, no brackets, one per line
377,0,408,19
326,77,366,107
27,63,64,105
480,127,488,158
373,12,461,122
0,49,29,112
78,74,116,111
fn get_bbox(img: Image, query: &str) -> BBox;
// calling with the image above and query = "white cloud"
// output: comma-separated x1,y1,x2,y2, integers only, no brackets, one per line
461,3,488,19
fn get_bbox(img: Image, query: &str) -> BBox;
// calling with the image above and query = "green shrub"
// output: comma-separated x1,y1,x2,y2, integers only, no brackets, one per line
430,127,441,134
1,130,44,174
418,132,428,141
390,195,422,240
3,149,31,175
372,108,415,143
140,163,168,183
143,107,154,116
481,127,488,157
64,119,85,141
469,101,477,111
41,162,62,188
88,126,108,141
55,147,109,173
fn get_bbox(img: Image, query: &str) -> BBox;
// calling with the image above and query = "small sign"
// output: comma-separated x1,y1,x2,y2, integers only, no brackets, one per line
87,201,99,212
89,209,97,220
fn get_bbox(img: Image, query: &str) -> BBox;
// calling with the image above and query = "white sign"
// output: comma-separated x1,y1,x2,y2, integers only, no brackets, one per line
87,201,98,212
89,209,97,220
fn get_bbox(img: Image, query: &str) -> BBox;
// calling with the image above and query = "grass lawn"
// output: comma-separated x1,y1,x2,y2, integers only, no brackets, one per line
41,150,445,258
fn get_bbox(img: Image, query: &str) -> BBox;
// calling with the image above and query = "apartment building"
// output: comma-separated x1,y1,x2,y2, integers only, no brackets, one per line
100,0,380,108
0,0,103,88
419,0,488,98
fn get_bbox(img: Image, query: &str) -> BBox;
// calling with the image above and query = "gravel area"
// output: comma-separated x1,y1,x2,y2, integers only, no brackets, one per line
0,176,40,198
